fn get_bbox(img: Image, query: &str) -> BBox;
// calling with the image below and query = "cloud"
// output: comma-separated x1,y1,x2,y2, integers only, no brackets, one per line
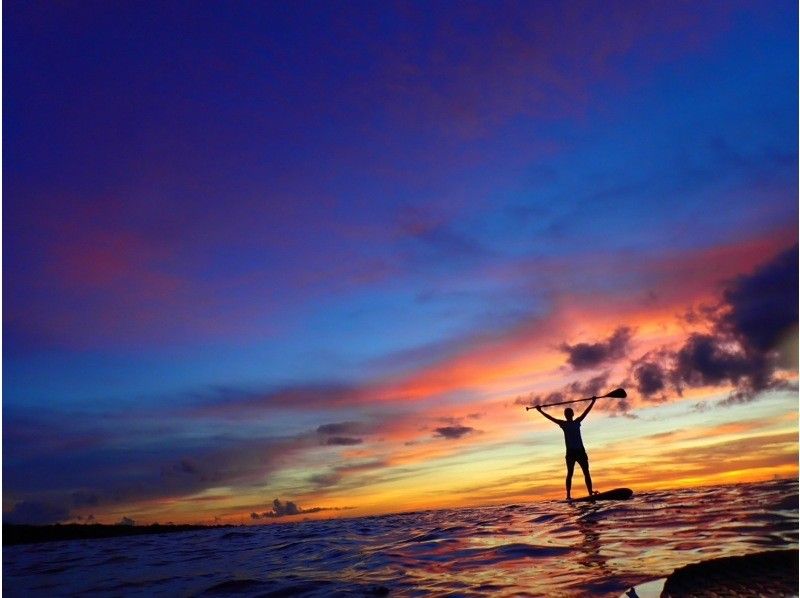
516,371,636,417
514,372,613,407
250,498,346,519
351,1,748,140
308,471,342,487
631,245,798,403
632,362,666,398
308,459,391,489
316,421,370,445
3,406,321,521
720,245,798,356
316,421,369,436
5,501,71,525
434,425,475,439
4,399,406,524
560,327,633,370
674,334,757,388
400,214,494,270
717,381,799,408
566,373,612,398
188,385,366,418
629,350,672,402
6,240,794,522
325,436,363,446
514,390,563,408
263,498,300,518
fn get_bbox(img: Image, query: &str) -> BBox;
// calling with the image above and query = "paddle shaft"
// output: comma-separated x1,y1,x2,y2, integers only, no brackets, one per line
528,395,598,410
524,387,626,410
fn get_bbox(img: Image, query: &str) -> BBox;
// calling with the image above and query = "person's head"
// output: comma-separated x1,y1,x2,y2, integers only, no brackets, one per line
564,407,574,420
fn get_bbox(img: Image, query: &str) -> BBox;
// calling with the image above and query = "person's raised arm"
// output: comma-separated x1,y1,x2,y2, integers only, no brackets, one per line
576,397,597,422
535,406,561,424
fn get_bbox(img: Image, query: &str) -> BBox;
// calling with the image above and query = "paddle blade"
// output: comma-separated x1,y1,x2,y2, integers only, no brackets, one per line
605,388,627,399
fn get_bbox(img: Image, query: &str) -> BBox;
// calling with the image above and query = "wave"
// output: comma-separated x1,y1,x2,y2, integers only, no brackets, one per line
4,479,797,598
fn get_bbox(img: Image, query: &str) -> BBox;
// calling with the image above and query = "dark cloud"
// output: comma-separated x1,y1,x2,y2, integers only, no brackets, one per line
514,390,563,408
325,436,363,446
250,498,344,519
317,421,369,446
565,372,611,398
515,372,633,416
309,471,341,487
673,333,758,389
267,498,300,517
629,350,672,401
561,327,633,370
629,245,798,404
718,381,799,408
722,241,798,354
632,361,666,398
316,421,368,436
434,425,475,439
6,501,71,525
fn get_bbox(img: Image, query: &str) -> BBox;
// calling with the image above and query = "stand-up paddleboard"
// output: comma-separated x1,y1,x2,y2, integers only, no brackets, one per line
572,488,633,502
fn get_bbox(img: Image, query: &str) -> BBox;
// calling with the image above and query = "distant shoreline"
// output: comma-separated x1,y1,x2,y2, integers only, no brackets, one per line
3,523,234,546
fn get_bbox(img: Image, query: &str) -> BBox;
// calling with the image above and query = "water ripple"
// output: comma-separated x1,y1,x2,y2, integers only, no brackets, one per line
3,479,797,597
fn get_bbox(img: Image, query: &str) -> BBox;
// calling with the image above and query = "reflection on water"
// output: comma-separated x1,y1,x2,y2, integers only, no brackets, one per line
3,479,797,597
575,504,609,573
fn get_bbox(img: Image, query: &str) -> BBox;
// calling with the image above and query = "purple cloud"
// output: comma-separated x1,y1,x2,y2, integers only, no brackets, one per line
250,498,346,519
324,437,363,446
434,425,475,440
316,421,370,436
631,245,798,403
561,327,633,370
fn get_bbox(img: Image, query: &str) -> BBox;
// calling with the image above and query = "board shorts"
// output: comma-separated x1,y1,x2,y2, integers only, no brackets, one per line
565,449,589,469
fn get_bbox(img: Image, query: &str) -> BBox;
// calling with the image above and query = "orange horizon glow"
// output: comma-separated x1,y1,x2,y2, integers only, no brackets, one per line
38,232,799,527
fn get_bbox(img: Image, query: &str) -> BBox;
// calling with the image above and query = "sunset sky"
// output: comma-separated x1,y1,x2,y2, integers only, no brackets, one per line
4,1,798,525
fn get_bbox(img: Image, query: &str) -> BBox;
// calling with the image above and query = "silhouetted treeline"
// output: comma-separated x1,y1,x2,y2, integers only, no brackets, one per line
3,522,233,546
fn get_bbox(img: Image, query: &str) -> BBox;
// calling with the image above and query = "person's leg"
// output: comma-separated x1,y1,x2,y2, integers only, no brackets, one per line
578,455,593,496
565,456,576,500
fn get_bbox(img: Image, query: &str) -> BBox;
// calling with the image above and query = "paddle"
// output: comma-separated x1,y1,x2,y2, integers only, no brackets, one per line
524,388,627,411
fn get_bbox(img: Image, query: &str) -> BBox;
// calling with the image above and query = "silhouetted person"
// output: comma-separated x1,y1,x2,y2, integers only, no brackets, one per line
536,398,596,501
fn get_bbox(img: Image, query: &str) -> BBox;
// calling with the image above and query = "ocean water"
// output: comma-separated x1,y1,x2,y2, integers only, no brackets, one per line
4,479,797,597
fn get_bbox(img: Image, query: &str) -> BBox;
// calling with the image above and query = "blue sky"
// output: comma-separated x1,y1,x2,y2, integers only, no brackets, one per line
4,1,797,524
